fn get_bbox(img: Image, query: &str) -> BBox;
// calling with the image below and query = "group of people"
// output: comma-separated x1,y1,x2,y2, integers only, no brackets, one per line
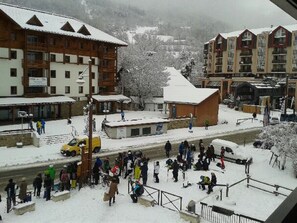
4,177,29,206
163,139,219,194
29,119,46,135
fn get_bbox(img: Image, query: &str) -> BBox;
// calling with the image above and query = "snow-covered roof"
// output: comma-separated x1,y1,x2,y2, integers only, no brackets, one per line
164,87,218,105
0,96,75,107
0,3,127,46
105,118,169,127
92,94,131,102
208,24,297,43
165,67,195,89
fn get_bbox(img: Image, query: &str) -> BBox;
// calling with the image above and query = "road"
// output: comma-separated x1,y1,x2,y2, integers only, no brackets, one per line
0,128,261,191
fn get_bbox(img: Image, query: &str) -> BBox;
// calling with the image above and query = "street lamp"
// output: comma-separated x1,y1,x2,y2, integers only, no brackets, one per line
76,59,93,185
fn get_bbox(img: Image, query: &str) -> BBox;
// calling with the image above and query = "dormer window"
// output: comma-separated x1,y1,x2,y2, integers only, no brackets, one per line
242,32,252,41
77,25,91,36
61,22,75,32
26,15,43,27
275,28,286,38
217,37,222,44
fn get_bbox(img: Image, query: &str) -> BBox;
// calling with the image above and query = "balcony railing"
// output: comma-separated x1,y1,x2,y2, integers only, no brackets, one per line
239,68,252,73
23,59,49,68
215,69,222,73
26,42,47,50
240,50,252,56
215,61,222,65
240,60,252,65
271,68,286,72
257,68,265,72
272,49,287,54
272,59,286,64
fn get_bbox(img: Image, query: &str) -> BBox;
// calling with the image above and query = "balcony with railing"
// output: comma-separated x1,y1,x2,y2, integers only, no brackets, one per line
23,59,49,68
272,59,286,64
271,68,286,72
239,68,252,73
26,41,47,51
216,52,223,58
240,59,252,65
240,50,252,56
272,48,287,55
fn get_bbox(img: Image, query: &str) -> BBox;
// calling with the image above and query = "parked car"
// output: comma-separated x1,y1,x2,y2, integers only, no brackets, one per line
60,135,101,156
253,140,273,150
270,117,280,125
211,139,252,164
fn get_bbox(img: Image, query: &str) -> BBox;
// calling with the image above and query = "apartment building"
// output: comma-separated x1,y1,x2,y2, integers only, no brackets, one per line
0,3,127,122
202,24,297,107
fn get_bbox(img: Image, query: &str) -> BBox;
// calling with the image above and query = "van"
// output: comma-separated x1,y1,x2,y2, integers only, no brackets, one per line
60,135,101,157
211,139,251,164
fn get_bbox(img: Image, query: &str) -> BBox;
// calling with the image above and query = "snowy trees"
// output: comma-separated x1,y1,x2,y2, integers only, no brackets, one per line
117,34,170,109
258,123,297,174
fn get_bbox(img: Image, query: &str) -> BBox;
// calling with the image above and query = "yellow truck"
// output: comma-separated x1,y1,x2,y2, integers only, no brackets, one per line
60,135,101,157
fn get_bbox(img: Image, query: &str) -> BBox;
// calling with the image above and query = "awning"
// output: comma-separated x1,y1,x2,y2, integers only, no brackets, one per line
0,96,75,107
92,94,131,103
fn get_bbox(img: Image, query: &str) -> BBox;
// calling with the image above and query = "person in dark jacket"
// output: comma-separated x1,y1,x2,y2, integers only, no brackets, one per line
33,173,42,197
207,172,217,194
172,160,179,182
93,162,100,185
43,174,52,201
4,179,17,206
140,161,148,185
178,142,184,158
164,140,172,158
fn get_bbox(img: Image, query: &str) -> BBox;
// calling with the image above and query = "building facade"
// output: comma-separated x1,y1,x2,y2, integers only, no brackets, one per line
0,3,127,122
202,25,297,107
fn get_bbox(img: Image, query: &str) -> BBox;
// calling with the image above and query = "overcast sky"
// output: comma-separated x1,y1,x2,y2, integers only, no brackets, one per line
124,0,296,30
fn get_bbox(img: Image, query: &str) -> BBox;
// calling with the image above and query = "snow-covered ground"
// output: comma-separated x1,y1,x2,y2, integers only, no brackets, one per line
0,105,295,222
0,105,267,168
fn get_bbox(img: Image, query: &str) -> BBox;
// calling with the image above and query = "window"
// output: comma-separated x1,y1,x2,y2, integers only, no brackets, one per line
91,58,95,65
92,72,95,79
143,127,151,135
49,38,56,45
225,147,233,154
11,86,17,95
50,86,56,94
27,35,38,44
157,104,163,110
79,86,83,94
64,55,70,63
65,40,69,48
131,128,140,136
92,86,95,94
102,60,109,67
10,33,16,41
10,68,17,77
50,54,56,62
65,71,70,78
79,42,84,49
65,86,70,94
10,50,17,59
104,46,108,53
78,57,83,64
50,70,56,78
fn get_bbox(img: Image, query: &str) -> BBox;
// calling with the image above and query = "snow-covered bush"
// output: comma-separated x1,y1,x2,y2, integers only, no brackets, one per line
258,122,297,173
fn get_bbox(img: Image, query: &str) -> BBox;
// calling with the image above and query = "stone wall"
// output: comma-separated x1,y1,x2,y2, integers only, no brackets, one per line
168,118,196,130
0,131,33,147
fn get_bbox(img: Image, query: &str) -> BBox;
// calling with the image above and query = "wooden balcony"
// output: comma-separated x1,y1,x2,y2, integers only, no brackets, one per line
99,52,116,59
26,42,47,51
23,59,49,68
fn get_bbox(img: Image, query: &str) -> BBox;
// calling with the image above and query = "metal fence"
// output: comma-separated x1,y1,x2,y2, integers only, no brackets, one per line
128,180,182,212
200,202,264,223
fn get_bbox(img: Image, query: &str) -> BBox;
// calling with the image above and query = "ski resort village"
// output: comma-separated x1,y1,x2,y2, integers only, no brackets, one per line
0,0,296,223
